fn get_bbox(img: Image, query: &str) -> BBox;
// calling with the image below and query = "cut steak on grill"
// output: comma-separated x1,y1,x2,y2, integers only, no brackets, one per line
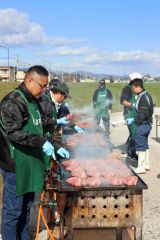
66,177,85,187
85,177,101,187
86,167,101,178
62,160,81,168
123,176,138,186
70,167,87,179
62,159,138,187
66,176,101,187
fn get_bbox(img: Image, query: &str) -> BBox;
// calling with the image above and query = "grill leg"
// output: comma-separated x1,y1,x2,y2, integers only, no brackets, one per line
116,228,122,240
56,192,67,240
135,227,142,240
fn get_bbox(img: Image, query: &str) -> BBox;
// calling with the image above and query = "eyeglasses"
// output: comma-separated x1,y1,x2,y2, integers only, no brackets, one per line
32,79,47,90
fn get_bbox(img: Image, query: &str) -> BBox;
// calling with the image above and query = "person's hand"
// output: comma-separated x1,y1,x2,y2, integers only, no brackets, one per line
42,141,56,159
108,109,111,115
74,125,85,133
57,117,70,125
126,118,134,125
57,147,70,158
131,102,136,108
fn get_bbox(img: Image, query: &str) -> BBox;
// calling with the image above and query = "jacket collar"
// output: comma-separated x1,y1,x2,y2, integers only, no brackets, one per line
18,83,38,103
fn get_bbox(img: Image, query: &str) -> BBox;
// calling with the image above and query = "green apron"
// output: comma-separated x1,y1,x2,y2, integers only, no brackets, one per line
95,89,109,118
127,92,138,138
10,90,51,196
43,93,57,138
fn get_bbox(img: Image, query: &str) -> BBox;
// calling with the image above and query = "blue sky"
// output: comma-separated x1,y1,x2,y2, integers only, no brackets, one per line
0,0,160,75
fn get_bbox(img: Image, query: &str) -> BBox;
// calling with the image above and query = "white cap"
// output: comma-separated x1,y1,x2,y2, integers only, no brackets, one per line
129,72,142,80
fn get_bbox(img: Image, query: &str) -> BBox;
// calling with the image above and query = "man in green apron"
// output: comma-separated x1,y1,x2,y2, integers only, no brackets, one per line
120,72,142,158
0,66,69,240
93,79,113,137
127,78,153,174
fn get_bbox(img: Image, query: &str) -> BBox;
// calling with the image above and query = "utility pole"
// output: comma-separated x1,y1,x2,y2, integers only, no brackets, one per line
62,71,64,82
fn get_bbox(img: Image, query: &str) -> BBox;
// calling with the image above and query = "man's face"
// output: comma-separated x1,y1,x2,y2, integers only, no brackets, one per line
132,85,142,94
99,83,105,89
26,73,48,99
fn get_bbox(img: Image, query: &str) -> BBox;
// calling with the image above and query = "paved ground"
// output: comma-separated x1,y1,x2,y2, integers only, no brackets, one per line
0,109,160,239
110,108,160,240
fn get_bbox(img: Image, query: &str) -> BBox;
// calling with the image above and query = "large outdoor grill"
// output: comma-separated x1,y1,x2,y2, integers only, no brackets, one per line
46,123,147,240
47,166,147,240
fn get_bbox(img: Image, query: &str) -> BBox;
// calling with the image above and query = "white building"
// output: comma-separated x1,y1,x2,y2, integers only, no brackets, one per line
0,66,16,81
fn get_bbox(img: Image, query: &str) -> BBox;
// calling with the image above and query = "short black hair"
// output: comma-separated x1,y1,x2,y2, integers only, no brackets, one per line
131,78,143,89
49,78,60,90
26,65,49,76
99,79,105,84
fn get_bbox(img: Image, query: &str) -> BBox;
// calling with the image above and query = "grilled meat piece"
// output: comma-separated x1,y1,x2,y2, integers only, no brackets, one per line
62,160,81,168
69,167,87,179
85,177,101,187
63,159,138,187
123,176,138,186
86,167,101,178
66,177,85,187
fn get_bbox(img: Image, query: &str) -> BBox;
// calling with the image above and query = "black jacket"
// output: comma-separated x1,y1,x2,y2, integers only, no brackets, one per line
57,102,70,118
44,90,75,130
93,88,113,110
39,93,57,127
0,83,59,172
134,90,153,125
120,84,133,115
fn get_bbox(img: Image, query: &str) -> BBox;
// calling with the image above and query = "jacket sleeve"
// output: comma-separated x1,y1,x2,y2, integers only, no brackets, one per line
93,89,98,107
38,96,57,127
1,97,46,148
57,103,70,118
134,94,153,125
120,86,132,104
107,89,113,110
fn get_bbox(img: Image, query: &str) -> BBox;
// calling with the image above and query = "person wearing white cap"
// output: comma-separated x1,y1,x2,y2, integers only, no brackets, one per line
126,78,153,174
120,73,142,159
129,72,142,81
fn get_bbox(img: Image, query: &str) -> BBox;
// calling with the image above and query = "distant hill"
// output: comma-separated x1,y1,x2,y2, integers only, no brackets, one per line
72,70,120,80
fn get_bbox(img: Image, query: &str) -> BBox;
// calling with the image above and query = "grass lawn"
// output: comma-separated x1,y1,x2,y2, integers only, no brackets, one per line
0,82,160,112
68,82,160,111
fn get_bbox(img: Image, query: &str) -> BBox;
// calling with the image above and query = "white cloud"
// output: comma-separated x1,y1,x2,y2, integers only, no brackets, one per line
0,25,49,47
48,46,93,56
36,47,160,74
0,8,84,47
111,50,160,62
1,8,160,75
50,37,85,46
0,8,48,46
83,50,160,65
0,8,30,35
62,49,160,75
